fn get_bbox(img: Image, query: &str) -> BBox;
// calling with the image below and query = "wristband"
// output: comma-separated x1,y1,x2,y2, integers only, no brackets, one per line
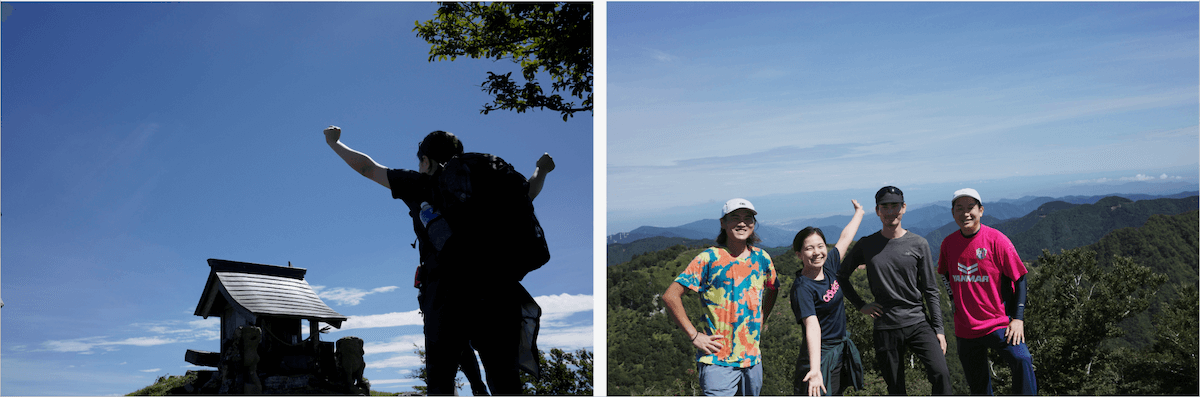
691,332,700,341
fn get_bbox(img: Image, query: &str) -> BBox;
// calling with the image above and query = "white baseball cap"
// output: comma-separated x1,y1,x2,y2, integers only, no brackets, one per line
952,188,982,206
722,198,757,217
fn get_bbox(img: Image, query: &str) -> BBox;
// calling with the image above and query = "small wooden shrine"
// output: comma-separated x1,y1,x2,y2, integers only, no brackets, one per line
178,259,368,395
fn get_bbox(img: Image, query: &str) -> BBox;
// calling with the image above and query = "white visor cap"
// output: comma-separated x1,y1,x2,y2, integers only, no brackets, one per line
722,198,757,217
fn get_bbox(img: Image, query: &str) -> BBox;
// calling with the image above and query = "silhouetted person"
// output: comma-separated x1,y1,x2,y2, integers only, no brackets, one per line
324,126,553,395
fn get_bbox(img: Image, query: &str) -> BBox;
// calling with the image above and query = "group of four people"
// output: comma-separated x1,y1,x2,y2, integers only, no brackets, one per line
664,186,1038,396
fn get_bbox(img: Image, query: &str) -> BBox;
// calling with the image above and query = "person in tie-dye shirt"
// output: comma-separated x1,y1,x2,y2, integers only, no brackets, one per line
662,198,780,396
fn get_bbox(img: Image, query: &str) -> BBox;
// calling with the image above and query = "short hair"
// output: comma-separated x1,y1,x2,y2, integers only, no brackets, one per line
792,227,826,253
417,130,464,164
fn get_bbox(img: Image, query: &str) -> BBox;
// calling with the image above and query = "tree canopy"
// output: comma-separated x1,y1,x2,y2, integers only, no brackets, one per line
607,207,1199,395
414,2,593,121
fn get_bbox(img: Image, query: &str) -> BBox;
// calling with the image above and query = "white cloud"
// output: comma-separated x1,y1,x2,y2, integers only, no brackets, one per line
368,378,421,386
357,324,593,370
189,318,220,329
367,354,426,370
40,318,220,354
139,368,162,373
117,336,179,347
535,325,594,351
363,334,425,356
536,293,594,314
350,295,594,373
334,294,593,332
337,310,424,331
135,318,220,341
43,338,103,353
537,294,594,327
312,285,400,306
648,48,678,62
359,334,426,370
42,336,178,354
34,293,588,360
1067,173,1186,185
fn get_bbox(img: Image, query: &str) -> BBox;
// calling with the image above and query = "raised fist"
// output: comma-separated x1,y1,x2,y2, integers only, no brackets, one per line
323,125,342,144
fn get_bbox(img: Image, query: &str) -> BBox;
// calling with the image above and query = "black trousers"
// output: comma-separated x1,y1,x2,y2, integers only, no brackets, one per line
459,346,490,396
423,282,522,395
873,323,952,395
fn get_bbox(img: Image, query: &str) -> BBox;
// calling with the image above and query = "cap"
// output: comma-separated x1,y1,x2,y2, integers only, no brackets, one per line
722,198,757,217
952,188,982,206
875,186,904,205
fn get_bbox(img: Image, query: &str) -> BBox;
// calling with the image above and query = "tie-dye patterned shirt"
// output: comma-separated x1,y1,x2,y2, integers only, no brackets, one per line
674,246,779,368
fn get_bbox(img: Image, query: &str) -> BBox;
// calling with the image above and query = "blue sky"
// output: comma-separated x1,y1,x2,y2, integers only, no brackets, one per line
2,3,592,395
608,2,1199,233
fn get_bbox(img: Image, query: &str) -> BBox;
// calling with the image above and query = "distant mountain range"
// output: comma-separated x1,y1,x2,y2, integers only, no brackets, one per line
607,191,1199,266
993,195,1199,261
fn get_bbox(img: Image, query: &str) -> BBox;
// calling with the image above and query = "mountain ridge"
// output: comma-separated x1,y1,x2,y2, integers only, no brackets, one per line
608,192,1199,266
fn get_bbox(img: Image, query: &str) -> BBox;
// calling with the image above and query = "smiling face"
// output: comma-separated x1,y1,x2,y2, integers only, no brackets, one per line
795,233,829,269
952,196,984,235
876,202,906,227
720,208,757,243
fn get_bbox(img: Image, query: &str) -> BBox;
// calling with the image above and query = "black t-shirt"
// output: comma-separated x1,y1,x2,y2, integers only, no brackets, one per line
790,248,848,341
387,167,513,300
387,169,437,267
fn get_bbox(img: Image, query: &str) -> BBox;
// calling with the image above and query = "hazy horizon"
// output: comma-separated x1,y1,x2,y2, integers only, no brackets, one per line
609,167,1199,234
609,2,1199,235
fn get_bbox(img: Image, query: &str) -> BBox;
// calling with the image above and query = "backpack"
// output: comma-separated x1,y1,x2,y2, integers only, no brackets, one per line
422,152,551,281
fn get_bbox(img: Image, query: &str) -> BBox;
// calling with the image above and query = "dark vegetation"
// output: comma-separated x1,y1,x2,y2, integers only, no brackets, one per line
405,346,593,396
999,196,1198,261
414,2,592,120
130,347,592,396
607,237,716,267
608,195,1199,395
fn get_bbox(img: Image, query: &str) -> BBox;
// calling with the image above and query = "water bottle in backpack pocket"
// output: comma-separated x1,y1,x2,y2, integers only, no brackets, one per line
419,202,452,252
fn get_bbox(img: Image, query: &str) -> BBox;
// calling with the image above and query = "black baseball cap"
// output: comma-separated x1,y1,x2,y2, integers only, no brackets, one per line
875,186,904,205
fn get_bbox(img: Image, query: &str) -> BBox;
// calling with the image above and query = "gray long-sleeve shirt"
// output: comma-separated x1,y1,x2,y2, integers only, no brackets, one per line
837,230,945,334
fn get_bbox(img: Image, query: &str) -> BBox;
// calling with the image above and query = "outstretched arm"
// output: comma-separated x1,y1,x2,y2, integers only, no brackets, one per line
324,126,390,189
833,199,865,256
527,153,555,200
800,316,827,396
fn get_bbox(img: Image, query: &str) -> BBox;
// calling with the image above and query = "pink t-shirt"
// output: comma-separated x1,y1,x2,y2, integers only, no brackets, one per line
937,225,1028,339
